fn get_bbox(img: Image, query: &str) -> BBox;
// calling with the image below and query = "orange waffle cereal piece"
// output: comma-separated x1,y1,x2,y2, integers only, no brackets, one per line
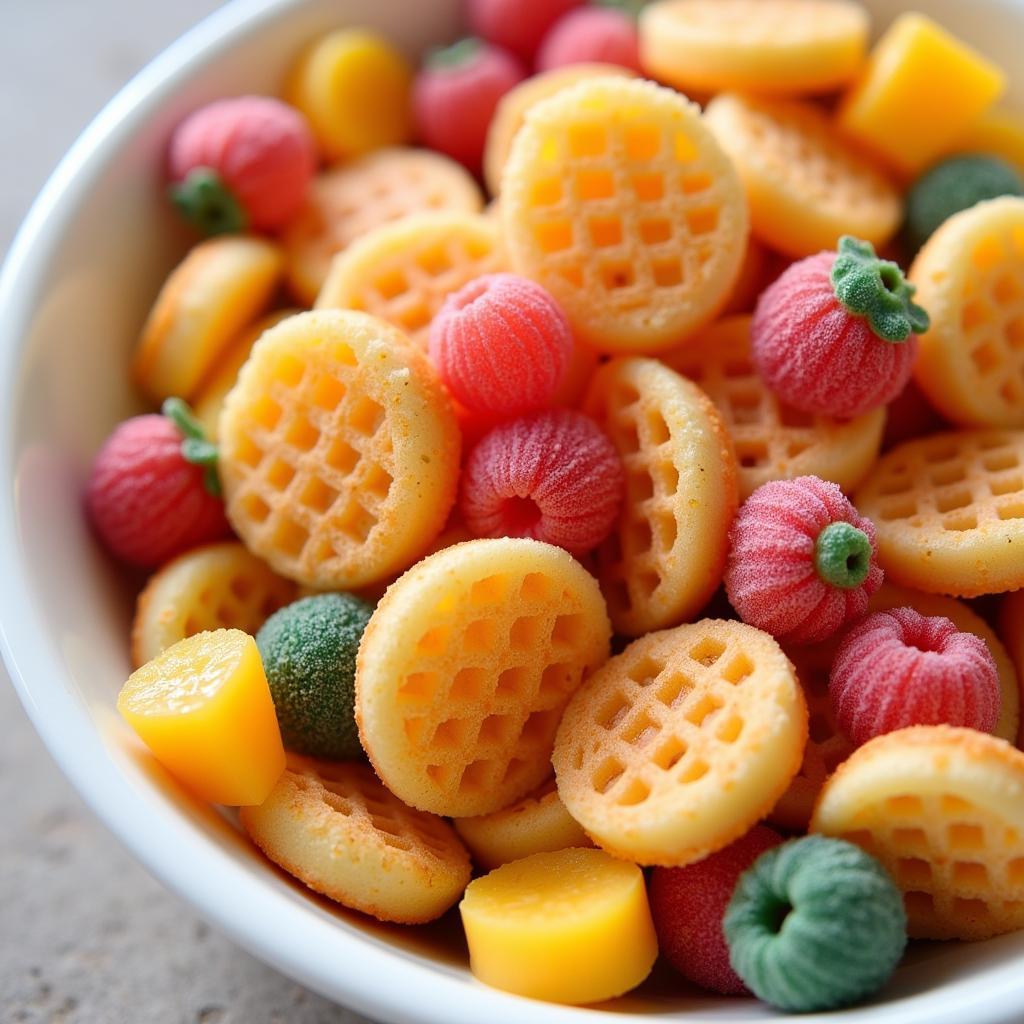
811,725,1024,940
704,93,900,258
639,0,868,98
584,357,738,636
909,197,1024,429
662,315,885,500
356,538,611,817
218,309,460,590
855,429,1024,597
553,619,807,865
282,149,483,305
315,212,505,350
501,77,748,354
133,236,283,403
240,760,471,924
719,235,773,317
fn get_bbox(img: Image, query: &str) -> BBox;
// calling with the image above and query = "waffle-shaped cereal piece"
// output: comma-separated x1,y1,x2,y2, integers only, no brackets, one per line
501,77,747,353
909,197,1024,428
855,429,1024,597
662,315,885,500
356,538,610,817
315,213,505,350
554,620,807,865
282,149,483,305
131,541,297,668
133,237,283,403
639,0,868,98
811,726,1024,940
218,310,460,589
240,761,471,924
704,93,900,258
584,358,738,636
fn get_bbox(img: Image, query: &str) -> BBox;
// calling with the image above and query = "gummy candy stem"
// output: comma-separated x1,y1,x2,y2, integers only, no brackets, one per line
426,36,482,70
830,236,930,342
163,398,223,499
814,521,872,590
170,168,247,237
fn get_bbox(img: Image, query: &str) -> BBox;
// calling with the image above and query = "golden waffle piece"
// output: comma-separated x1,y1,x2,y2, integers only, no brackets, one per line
584,357,738,636
553,619,807,866
662,315,885,499
218,310,460,590
281,148,483,305
854,429,1024,597
999,589,1024,747
704,92,900,257
240,760,471,924
910,197,1024,428
131,541,297,668
501,77,748,354
811,726,1024,940
315,212,505,350
356,538,611,818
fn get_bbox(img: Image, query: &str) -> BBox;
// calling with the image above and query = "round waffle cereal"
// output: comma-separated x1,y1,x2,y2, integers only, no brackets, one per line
909,197,1024,429
501,77,748,354
704,92,901,258
639,0,869,98
239,760,471,924
281,149,483,305
315,212,505,350
218,309,460,590
131,541,297,668
854,429,1024,597
453,776,593,870
584,357,738,636
811,726,1024,940
355,538,611,818
661,315,885,500
553,619,807,866
133,236,283,403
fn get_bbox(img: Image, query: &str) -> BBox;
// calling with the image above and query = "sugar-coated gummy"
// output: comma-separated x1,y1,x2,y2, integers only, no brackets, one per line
536,8,642,74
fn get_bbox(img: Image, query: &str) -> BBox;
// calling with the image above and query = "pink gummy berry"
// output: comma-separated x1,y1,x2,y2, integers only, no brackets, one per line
168,96,316,235
830,608,1001,746
536,8,642,73
413,38,526,173
466,0,584,64
460,409,624,555
429,273,573,416
725,475,883,645
751,236,928,419
87,399,230,569
650,825,785,996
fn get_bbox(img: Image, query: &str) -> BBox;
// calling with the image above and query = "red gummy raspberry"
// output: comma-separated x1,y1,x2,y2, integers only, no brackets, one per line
536,8,642,73
830,607,1001,746
466,0,584,64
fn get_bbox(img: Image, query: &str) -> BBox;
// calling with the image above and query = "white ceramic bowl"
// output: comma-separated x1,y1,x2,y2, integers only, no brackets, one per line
5,0,1024,1020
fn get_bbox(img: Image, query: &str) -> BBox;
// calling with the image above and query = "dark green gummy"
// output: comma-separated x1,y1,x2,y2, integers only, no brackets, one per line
814,521,872,590
170,167,247,237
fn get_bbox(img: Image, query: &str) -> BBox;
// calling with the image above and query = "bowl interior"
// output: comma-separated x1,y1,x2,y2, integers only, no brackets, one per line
4,1,1024,1022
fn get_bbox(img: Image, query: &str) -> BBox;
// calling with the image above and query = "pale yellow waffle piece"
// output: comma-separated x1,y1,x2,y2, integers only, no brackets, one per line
218,309,460,590
315,213,505,350
454,776,593,870
854,429,1024,597
356,538,611,817
704,92,900,258
584,357,738,636
131,541,297,669
640,0,868,98
811,725,1024,940
662,315,885,500
133,236,283,403
281,149,483,305
553,619,807,866
240,761,471,924
909,197,1024,429
501,77,748,354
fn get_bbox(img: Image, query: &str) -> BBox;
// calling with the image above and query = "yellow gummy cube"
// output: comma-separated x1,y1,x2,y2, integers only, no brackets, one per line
117,629,285,806
838,13,1005,177
459,848,658,1004
945,108,1024,175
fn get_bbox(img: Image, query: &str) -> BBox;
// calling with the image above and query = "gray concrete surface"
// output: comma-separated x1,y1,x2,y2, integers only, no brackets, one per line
0,4,371,1022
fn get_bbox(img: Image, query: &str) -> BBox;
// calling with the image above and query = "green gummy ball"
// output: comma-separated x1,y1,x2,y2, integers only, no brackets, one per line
723,835,907,1013
256,593,374,760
